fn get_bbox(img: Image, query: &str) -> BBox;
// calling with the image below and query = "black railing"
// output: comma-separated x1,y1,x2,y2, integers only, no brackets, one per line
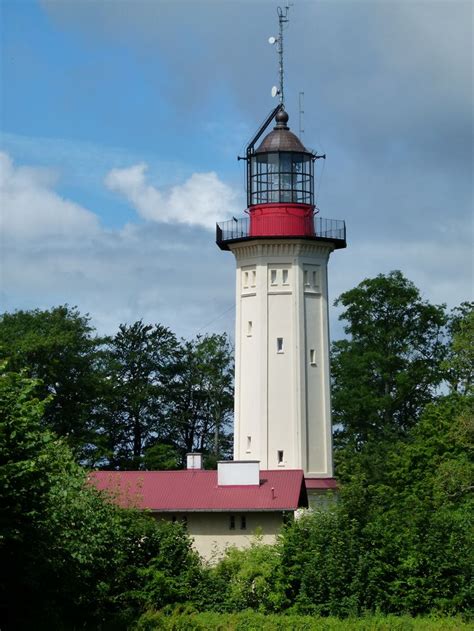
216,216,346,250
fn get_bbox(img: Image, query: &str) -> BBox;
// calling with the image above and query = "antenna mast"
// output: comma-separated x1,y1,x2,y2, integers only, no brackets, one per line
269,4,291,106
299,91,304,139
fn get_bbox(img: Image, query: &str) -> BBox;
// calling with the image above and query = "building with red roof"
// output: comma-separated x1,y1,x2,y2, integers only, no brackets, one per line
89,462,316,559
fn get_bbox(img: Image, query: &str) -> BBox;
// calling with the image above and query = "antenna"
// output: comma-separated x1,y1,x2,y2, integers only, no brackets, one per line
268,4,291,106
298,91,304,140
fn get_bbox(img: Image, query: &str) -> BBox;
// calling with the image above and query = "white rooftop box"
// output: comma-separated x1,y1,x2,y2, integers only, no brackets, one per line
217,460,260,486
186,453,203,470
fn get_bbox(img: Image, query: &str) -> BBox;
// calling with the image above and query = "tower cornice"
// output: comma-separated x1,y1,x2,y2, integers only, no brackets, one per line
228,239,334,261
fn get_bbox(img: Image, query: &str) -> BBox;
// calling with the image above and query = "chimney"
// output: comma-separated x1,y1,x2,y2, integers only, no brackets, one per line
186,453,203,470
217,460,260,486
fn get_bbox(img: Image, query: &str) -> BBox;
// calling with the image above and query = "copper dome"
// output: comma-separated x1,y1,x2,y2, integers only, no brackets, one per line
255,109,310,154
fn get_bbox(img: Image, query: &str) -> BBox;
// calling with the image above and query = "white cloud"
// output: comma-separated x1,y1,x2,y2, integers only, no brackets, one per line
105,163,240,229
0,151,100,241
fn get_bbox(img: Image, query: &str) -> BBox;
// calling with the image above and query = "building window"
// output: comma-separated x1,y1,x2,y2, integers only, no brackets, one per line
243,271,249,288
247,320,253,336
240,515,247,530
313,270,318,287
310,349,316,365
229,515,236,530
251,270,257,287
304,270,309,286
282,269,289,284
277,450,284,465
277,337,284,353
270,269,277,285
246,435,252,452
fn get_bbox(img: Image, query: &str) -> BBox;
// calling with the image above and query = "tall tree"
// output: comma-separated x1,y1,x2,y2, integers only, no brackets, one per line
163,333,234,460
0,306,104,460
442,301,473,395
331,271,447,447
100,321,178,469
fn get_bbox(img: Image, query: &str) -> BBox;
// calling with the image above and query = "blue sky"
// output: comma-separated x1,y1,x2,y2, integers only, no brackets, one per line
1,0,472,339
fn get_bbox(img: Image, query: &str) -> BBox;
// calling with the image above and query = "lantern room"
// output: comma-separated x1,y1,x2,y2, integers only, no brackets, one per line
248,109,314,207
245,107,324,238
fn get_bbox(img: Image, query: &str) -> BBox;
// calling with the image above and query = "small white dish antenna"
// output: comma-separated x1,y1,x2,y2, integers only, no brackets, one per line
268,36,277,45
271,86,280,98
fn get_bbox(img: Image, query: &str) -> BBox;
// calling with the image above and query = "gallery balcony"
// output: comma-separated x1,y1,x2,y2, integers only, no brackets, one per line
216,215,347,251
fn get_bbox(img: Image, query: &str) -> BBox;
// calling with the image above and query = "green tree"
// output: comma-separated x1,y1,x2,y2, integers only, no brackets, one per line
331,271,447,446
100,321,178,469
442,301,473,395
0,361,201,629
164,333,234,459
0,306,104,460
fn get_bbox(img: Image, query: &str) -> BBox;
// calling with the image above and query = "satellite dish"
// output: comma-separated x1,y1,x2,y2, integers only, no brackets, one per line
271,86,279,98
268,36,277,45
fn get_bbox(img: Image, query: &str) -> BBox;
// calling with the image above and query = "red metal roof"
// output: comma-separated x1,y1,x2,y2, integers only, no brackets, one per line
89,469,308,512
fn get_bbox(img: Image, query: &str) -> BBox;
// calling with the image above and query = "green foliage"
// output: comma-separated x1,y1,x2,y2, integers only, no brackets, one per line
164,333,234,457
442,302,474,395
0,305,104,459
133,610,472,631
100,320,178,469
0,307,234,468
332,271,447,445
202,540,286,613
0,362,202,629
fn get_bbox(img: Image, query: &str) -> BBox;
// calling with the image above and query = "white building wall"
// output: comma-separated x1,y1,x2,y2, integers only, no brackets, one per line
155,511,284,561
230,240,334,478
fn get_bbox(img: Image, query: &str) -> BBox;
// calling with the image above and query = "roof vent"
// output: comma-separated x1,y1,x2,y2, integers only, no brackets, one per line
186,453,203,470
217,460,260,486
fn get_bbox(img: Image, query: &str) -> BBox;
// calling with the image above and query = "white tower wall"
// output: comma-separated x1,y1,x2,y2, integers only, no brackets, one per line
230,239,334,478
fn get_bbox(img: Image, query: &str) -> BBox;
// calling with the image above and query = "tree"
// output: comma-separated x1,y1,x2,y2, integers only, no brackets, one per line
0,361,202,629
331,271,447,446
163,334,234,459
442,301,473,395
0,306,105,461
100,321,178,469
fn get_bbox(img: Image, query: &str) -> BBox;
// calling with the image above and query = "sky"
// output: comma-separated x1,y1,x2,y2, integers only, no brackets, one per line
1,0,472,341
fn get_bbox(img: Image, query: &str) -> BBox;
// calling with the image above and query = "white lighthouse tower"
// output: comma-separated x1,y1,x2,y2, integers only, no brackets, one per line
216,9,346,487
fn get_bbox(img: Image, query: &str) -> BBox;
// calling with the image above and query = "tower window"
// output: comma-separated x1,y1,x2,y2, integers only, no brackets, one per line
247,320,253,336
310,349,316,365
229,515,236,530
246,435,252,452
240,515,247,530
251,270,257,287
243,271,249,288
277,337,284,353
282,269,289,284
270,269,277,285
277,450,284,465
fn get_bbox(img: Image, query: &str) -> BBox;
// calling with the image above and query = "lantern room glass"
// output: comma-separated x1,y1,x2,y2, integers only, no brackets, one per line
249,151,314,206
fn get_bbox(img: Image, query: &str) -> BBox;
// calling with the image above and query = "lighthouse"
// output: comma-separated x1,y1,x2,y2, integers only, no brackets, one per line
216,9,346,487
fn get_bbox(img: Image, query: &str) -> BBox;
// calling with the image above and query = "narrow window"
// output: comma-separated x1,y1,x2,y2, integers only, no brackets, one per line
244,271,249,288
310,349,316,365
240,515,247,530
270,269,277,285
304,270,309,286
246,435,252,452
277,450,284,464
277,337,284,353
247,320,253,336
229,515,236,530
312,270,318,287
282,269,289,284
251,270,257,287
